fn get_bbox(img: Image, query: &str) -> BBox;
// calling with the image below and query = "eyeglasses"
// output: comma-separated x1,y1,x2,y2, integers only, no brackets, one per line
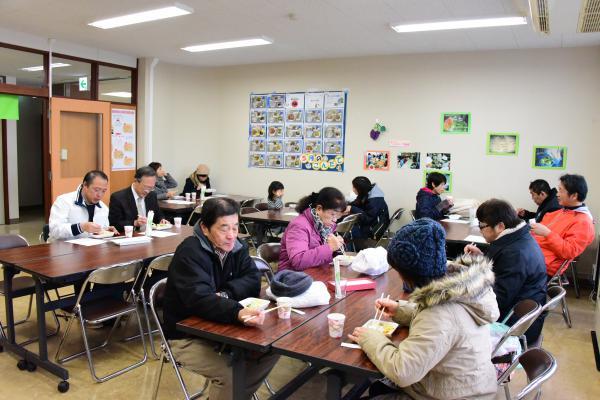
478,223,490,230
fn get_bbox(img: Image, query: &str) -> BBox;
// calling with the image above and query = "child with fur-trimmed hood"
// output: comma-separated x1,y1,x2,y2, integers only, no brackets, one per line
349,218,500,400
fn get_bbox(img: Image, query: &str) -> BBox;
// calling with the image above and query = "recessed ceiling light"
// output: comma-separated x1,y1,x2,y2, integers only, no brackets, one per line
89,3,193,29
182,37,273,52
21,63,71,72
391,16,527,33
102,92,132,98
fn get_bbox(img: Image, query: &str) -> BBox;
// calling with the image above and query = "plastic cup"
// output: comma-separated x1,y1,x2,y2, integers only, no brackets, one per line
124,225,133,238
185,193,191,201
191,192,197,202
529,218,536,225
277,297,292,319
327,313,346,338
338,280,348,298
174,217,182,228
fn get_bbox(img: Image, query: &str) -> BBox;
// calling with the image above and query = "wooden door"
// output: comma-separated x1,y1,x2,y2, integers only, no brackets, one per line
49,98,111,202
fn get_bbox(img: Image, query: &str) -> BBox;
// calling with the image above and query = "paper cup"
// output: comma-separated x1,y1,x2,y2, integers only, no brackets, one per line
327,313,345,338
185,193,191,201
191,192,197,202
124,225,133,238
174,217,182,228
277,297,292,319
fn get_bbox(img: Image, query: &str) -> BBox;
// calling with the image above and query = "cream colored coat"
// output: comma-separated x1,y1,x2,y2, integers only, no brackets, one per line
359,257,500,400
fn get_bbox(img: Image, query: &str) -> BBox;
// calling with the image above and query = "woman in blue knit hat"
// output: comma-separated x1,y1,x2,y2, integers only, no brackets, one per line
349,218,499,399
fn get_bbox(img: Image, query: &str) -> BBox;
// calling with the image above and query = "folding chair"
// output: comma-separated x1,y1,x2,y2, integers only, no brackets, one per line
548,258,579,299
530,286,567,348
547,259,574,328
251,256,275,284
257,242,281,264
186,205,203,226
493,300,542,358
410,210,417,221
375,208,405,242
240,198,261,208
240,207,260,248
255,202,269,211
150,279,208,400
55,261,148,383
0,234,61,346
336,214,360,252
39,224,50,243
497,348,557,400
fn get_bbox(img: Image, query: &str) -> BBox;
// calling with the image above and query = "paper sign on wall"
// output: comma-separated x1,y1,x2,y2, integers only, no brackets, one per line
0,94,19,120
111,108,136,171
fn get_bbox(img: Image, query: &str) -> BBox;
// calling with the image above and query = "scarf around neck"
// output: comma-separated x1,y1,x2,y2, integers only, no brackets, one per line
310,206,333,243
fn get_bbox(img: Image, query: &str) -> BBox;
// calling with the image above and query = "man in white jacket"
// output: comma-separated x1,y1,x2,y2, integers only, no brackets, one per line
49,170,118,241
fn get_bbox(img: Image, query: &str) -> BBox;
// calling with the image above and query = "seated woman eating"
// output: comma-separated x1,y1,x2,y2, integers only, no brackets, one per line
415,171,453,220
182,164,212,196
349,218,499,400
347,176,389,240
278,187,346,271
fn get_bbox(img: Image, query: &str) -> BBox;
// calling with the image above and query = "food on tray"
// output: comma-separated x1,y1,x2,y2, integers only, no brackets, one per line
363,319,399,337
152,223,173,230
90,230,115,239
251,96,266,108
239,297,270,311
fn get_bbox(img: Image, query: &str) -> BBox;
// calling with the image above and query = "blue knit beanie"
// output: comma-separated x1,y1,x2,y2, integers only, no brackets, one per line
387,218,447,278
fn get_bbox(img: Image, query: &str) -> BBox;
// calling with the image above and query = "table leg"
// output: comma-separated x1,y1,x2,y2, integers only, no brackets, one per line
326,369,345,400
34,278,48,360
2,266,16,344
231,347,247,399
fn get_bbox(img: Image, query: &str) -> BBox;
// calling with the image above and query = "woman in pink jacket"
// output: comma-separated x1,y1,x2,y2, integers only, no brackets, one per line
278,187,347,271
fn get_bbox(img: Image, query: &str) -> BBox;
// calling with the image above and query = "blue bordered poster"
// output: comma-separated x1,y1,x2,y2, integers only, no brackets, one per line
249,90,347,172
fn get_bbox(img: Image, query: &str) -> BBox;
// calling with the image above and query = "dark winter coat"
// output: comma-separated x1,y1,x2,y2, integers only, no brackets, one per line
349,184,390,239
415,188,450,221
520,188,561,222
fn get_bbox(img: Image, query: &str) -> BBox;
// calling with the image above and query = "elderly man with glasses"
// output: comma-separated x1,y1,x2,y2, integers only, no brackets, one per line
108,166,168,233
49,170,118,241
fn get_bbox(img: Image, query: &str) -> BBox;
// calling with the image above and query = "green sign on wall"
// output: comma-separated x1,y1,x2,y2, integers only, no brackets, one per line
0,94,19,120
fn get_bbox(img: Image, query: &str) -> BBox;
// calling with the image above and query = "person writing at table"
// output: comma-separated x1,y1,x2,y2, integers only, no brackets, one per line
349,218,499,399
463,199,547,344
182,163,212,196
109,166,169,233
163,197,279,400
49,170,118,241
278,187,346,271
148,161,178,200
415,171,453,220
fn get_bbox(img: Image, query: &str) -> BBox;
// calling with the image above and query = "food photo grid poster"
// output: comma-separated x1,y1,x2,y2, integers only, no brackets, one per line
248,91,347,172
111,108,136,171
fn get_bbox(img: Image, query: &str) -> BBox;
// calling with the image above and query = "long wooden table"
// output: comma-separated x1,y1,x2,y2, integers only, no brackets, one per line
240,207,298,226
0,226,194,392
159,193,257,214
440,219,483,242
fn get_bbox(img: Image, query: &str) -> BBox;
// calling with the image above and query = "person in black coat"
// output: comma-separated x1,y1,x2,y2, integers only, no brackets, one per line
181,163,212,196
347,176,389,239
415,171,454,220
517,179,561,223
163,197,278,399
464,199,547,344
108,166,168,233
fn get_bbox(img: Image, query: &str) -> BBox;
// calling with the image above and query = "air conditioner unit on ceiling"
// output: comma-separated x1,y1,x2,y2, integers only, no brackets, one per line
529,0,550,34
578,0,600,33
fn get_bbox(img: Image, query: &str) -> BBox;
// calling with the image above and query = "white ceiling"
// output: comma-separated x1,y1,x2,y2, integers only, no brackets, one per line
1,0,599,67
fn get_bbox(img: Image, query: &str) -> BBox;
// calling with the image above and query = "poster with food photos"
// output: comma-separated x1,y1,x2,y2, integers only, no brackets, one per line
111,108,136,171
248,90,347,172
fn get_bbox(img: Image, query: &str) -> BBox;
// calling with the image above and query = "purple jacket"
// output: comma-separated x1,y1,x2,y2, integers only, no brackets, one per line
278,208,336,271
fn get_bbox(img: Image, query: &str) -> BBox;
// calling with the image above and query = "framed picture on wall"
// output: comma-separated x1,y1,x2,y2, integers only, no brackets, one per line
0,76,5,83
532,146,567,169
441,112,471,134
423,169,453,193
397,152,420,169
487,132,519,156
364,151,390,171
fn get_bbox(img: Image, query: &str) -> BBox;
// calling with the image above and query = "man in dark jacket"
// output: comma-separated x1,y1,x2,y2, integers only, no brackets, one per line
163,197,278,400
108,166,168,232
517,179,561,223
464,199,547,344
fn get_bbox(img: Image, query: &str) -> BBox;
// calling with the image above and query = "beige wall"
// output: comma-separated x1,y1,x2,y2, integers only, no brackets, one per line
147,47,600,271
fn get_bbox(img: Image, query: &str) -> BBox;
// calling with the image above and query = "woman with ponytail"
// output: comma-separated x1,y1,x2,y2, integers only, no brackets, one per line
278,187,347,271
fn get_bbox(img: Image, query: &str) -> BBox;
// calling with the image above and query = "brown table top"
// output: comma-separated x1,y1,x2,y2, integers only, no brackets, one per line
160,194,257,212
5,226,194,281
176,263,367,352
0,240,85,265
272,269,408,376
440,220,483,242
240,207,298,225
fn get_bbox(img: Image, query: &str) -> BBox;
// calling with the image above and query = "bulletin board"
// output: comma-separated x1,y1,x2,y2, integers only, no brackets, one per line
248,91,347,172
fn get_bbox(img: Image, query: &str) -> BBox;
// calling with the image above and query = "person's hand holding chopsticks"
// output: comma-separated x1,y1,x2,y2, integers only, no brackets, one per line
464,242,483,255
238,308,265,326
374,296,398,319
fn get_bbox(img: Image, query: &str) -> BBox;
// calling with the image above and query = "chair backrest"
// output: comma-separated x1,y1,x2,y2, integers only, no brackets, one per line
497,348,557,400
375,237,390,249
493,299,541,356
255,202,269,211
336,213,360,236
257,242,281,264
548,259,574,284
149,278,168,326
240,206,260,215
542,286,566,312
139,254,174,290
74,261,142,307
251,256,274,283
186,205,203,226
0,234,29,250
240,198,261,208
40,224,50,243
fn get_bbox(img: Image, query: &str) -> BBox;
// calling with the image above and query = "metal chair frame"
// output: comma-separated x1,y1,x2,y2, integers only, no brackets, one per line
150,279,208,400
493,300,542,357
54,261,148,383
547,259,574,328
240,207,260,248
336,214,360,251
251,256,275,284
186,205,203,226
497,347,557,400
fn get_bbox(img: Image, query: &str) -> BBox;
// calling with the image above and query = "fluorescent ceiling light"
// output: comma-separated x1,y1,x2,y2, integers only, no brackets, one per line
102,92,132,98
89,3,193,29
21,63,71,72
391,16,527,33
182,37,273,52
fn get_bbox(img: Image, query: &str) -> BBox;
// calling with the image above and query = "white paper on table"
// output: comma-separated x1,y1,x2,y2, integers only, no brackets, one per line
164,200,195,205
210,194,226,198
149,231,179,238
66,238,106,246
341,342,362,349
463,234,487,244
283,212,299,216
441,219,470,224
